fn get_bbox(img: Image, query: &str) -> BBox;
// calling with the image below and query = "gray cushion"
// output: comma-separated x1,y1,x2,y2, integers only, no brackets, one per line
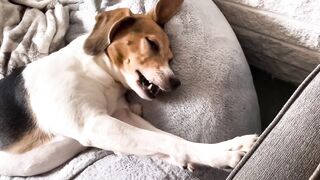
74,0,261,179
228,65,320,180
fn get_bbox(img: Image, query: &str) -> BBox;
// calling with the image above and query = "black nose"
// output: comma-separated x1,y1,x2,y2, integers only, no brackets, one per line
169,77,181,90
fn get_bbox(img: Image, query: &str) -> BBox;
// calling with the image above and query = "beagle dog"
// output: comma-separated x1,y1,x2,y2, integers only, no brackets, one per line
0,0,258,176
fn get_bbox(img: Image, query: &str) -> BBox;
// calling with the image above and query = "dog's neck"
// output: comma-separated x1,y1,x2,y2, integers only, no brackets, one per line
71,34,129,89
93,52,129,89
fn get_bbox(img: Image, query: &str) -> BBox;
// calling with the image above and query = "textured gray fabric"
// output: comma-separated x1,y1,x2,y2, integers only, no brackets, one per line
228,65,320,180
0,0,260,179
214,0,320,84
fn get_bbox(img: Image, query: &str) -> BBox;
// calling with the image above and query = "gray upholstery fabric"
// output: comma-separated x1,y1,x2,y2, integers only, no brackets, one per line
214,0,320,84
228,65,320,180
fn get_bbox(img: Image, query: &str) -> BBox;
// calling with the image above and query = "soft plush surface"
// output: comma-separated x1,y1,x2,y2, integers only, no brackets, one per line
0,0,260,179
0,0,75,78
214,0,320,84
228,65,320,180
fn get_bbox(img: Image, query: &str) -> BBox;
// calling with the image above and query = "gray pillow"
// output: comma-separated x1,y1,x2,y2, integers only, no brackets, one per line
132,0,261,143
75,0,261,179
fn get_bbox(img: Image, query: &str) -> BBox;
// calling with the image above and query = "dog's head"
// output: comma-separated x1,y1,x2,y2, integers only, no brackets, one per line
84,0,183,100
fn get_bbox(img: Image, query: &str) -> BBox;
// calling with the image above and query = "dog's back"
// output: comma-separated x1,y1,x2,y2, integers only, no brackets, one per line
0,67,33,150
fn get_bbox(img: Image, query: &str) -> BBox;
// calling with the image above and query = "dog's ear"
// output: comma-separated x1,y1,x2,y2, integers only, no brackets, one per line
84,8,134,55
147,0,183,26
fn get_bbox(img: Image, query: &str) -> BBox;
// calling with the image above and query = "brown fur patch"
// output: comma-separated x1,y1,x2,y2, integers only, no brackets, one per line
116,53,124,63
106,16,173,70
147,0,183,25
84,8,133,55
4,128,52,154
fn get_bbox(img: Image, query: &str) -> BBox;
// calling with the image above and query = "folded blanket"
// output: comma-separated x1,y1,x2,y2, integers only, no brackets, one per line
0,0,260,179
1,0,64,77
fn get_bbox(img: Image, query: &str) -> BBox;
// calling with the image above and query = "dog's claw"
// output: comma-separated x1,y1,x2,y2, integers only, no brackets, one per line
180,163,196,172
226,151,246,169
187,163,196,172
230,134,259,152
218,135,258,170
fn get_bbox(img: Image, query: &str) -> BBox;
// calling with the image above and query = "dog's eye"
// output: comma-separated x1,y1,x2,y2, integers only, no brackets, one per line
145,37,159,52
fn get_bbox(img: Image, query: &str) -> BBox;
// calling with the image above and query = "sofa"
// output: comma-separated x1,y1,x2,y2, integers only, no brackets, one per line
0,0,319,179
227,65,320,179
214,0,320,84
214,0,320,179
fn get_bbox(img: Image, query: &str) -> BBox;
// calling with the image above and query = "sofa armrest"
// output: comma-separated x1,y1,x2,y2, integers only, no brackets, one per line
227,65,320,180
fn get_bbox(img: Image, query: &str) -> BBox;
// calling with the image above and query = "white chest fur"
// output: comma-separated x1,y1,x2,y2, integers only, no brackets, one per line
22,35,126,137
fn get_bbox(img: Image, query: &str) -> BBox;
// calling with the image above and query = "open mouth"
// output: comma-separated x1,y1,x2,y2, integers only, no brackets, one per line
136,70,161,99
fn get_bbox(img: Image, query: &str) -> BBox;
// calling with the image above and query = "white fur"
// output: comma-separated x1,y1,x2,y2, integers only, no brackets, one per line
0,34,258,176
0,137,84,176
23,35,125,137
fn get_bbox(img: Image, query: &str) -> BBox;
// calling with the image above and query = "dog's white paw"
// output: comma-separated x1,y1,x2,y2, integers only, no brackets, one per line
217,134,258,170
224,150,246,170
171,160,196,172
229,134,258,152
199,135,258,170
180,163,196,172
199,149,247,171
157,154,196,172
129,103,143,116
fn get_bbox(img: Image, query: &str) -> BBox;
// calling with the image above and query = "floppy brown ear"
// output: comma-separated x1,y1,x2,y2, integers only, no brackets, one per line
84,8,133,55
147,0,183,26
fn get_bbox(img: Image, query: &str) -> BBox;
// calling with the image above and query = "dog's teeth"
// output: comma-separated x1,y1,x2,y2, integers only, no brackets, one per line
148,84,153,90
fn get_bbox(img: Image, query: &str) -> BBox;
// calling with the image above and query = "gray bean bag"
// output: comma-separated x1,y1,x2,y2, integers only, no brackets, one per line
0,0,260,179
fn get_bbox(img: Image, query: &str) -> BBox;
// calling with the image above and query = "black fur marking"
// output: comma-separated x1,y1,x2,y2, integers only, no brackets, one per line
0,66,34,149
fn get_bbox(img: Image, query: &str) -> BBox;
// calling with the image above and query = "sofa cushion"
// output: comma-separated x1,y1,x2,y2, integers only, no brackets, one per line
214,0,320,84
228,65,320,179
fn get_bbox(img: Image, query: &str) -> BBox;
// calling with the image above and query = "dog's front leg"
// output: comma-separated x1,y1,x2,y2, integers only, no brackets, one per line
79,115,257,170
80,115,190,166
123,113,258,170
112,109,197,170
